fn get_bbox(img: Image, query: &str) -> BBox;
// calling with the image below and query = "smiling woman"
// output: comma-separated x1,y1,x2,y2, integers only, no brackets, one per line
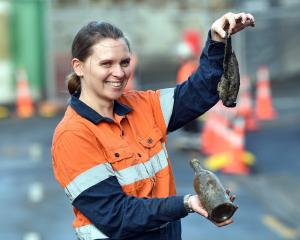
51,15,255,240
66,22,132,119
73,38,131,118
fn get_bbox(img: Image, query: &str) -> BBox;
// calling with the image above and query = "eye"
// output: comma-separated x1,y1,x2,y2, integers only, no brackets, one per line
100,61,112,68
120,58,130,67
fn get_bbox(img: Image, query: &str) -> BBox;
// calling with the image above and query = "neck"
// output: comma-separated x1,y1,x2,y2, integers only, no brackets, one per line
79,92,114,119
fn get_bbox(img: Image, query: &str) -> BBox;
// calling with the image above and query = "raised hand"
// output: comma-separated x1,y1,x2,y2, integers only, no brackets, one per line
211,12,255,42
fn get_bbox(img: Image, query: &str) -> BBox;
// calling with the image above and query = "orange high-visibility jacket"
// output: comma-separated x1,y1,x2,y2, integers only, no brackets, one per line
52,32,225,240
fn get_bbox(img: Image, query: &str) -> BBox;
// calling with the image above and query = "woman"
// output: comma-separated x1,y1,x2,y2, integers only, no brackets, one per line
52,12,255,240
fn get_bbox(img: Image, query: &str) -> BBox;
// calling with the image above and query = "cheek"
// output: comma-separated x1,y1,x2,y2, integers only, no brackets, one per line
125,67,132,78
93,68,110,80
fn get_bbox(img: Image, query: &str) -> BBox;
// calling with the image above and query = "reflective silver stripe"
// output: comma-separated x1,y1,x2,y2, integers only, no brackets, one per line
75,224,108,240
162,142,169,158
115,147,169,186
145,146,168,175
159,88,175,127
65,163,114,202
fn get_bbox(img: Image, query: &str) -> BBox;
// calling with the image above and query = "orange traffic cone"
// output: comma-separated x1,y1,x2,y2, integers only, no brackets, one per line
201,102,233,155
221,117,250,175
255,66,277,120
16,68,34,118
201,103,223,155
176,59,198,84
212,105,233,154
238,75,259,131
201,110,216,155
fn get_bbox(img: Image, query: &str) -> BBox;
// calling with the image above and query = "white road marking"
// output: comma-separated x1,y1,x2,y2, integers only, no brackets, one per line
23,232,41,240
28,182,44,203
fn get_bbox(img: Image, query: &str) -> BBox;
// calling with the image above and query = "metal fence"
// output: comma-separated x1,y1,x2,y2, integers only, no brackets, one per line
46,3,300,100
234,6,300,83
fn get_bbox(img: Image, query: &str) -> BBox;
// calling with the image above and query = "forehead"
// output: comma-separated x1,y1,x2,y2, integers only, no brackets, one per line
91,38,130,59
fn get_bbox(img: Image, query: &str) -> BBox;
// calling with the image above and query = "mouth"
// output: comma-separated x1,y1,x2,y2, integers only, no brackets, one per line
105,81,124,89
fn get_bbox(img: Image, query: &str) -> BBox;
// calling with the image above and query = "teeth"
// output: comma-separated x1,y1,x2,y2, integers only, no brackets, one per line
107,81,122,87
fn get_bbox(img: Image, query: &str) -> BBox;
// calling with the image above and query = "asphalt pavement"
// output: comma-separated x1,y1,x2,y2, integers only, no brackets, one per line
1,89,300,240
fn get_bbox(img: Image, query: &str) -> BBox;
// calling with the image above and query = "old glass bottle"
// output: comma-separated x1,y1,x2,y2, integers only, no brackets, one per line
189,158,238,223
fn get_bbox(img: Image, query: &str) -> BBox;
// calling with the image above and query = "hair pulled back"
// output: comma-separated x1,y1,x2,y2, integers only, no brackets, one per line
66,21,131,95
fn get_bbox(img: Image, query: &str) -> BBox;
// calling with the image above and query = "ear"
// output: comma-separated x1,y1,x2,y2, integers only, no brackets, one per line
72,58,83,77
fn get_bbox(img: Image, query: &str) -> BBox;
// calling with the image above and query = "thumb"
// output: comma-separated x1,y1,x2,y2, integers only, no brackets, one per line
189,195,209,218
194,206,209,218
213,24,226,38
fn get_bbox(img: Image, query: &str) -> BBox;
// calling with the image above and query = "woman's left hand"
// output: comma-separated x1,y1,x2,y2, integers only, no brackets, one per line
189,190,237,227
209,189,237,227
211,12,255,42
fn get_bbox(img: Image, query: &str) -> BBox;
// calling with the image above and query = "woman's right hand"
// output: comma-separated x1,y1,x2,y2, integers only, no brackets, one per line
210,12,255,42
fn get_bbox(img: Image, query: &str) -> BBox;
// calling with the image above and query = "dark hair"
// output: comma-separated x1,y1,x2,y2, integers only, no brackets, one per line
66,21,131,95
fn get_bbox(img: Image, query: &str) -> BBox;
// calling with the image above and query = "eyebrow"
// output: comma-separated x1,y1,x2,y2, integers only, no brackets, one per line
98,57,131,63
121,57,131,62
88,56,130,71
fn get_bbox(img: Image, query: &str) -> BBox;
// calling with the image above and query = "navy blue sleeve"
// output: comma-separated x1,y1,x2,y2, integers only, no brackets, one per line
73,176,188,239
167,31,225,132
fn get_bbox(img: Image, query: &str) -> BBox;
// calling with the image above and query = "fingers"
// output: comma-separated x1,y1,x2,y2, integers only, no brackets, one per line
213,12,236,37
234,12,255,25
235,13,256,32
214,218,233,227
226,189,236,202
194,206,209,218
189,195,209,218
246,13,255,26
190,193,236,227
235,12,247,26
211,12,255,41
225,12,237,35
229,12,256,34
213,23,227,39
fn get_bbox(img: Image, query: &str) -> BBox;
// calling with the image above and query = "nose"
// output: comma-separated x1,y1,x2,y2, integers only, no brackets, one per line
112,64,125,78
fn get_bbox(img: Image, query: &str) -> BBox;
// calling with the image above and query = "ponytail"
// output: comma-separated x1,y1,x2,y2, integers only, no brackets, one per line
66,72,81,95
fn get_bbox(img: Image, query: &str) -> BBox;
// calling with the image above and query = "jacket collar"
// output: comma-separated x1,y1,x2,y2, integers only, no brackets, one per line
70,91,132,124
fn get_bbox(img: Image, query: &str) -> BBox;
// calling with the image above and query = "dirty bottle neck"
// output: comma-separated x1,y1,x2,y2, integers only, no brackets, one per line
189,158,204,174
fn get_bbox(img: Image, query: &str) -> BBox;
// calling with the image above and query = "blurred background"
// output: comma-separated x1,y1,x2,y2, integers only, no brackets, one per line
0,0,300,239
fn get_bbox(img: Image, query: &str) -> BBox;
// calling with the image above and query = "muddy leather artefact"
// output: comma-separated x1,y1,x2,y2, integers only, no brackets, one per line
217,32,240,107
189,158,238,223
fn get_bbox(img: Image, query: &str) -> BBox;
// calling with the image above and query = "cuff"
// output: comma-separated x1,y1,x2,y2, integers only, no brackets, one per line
183,194,195,213
207,30,225,57
164,195,188,219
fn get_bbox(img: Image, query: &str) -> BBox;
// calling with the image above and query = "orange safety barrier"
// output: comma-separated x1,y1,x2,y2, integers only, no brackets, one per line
255,66,277,120
16,68,34,118
38,100,63,118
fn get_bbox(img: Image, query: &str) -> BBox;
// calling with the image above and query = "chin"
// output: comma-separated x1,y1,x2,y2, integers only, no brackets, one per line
107,91,123,100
